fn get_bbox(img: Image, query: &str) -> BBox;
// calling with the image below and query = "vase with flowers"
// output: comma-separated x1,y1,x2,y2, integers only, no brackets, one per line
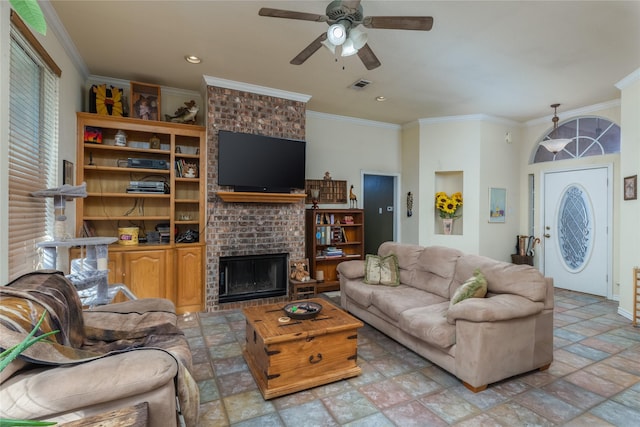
435,191,463,234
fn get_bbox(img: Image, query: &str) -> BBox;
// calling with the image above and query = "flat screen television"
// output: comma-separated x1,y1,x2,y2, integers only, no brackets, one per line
217,130,306,193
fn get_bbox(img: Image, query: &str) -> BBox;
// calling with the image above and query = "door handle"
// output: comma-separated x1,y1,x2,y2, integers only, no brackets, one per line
544,234,551,238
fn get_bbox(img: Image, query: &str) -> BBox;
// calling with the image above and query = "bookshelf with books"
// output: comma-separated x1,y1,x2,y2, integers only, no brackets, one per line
73,112,205,313
305,209,364,293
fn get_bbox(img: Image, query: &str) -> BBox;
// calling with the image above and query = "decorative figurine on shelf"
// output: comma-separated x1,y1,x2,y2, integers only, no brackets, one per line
290,261,311,282
165,100,199,124
324,171,332,180
311,189,320,209
349,185,358,208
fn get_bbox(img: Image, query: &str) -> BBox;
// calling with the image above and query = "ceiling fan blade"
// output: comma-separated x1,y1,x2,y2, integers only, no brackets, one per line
290,33,328,65
357,44,381,70
259,8,328,23
363,16,434,31
341,1,362,9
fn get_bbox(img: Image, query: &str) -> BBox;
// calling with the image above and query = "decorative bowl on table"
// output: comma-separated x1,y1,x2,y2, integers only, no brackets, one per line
283,301,323,320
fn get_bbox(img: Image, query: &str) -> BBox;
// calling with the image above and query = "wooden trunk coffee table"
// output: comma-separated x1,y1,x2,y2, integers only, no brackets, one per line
243,297,363,399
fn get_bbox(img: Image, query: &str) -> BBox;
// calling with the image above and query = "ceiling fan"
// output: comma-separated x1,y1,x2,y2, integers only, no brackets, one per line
259,0,433,70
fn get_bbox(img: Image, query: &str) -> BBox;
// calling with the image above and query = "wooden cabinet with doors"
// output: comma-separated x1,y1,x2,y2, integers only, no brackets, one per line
174,246,204,313
73,112,206,313
305,209,364,293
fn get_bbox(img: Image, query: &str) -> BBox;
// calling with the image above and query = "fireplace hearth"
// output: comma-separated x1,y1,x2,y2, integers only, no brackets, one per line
219,253,288,303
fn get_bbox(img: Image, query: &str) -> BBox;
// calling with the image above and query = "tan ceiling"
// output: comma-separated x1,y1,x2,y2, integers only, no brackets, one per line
48,0,640,125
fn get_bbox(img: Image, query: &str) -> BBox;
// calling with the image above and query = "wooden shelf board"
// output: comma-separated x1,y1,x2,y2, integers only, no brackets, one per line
84,165,170,174
216,191,306,203
88,192,169,198
84,216,171,221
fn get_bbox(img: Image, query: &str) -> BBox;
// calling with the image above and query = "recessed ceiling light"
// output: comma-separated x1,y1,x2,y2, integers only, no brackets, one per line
375,96,386,102
185,55,201,64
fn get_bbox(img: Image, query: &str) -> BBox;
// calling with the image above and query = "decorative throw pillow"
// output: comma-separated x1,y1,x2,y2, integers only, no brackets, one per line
364,254,400,286
450,269,487,307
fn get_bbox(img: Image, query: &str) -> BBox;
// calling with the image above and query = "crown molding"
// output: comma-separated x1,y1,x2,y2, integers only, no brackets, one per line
203,75,311,103
40,0,88,79
418,114,520,127
306,110,400,130
615,67,640,90
525,99,621,127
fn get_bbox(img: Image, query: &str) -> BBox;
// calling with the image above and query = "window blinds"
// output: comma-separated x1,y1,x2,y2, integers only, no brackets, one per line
8,25,59,280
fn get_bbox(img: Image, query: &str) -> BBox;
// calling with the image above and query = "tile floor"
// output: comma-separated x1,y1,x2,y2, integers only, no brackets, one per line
177,289,640,426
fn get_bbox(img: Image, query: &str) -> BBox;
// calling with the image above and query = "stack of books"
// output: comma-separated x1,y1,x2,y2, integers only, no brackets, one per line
323,247,343,257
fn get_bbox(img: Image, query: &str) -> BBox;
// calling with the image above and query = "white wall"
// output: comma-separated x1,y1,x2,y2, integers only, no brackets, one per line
305,111,402,210
478,120,523,262
400,122,420,243
0,3,85,283
405,116,522,260
616,68,640,319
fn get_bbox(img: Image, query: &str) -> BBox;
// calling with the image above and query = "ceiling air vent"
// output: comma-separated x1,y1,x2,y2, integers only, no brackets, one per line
349,79,371,90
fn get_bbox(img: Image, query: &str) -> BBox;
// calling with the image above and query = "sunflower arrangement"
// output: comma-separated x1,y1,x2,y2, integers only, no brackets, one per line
435,191,463,219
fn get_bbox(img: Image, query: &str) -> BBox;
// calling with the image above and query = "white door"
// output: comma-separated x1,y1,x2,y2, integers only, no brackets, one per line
543,167,611,297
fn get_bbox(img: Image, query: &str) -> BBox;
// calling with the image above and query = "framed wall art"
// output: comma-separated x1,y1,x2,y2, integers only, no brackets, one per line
63,160,74,185
130,81,161,121
488,187,506,223
624,175,637,200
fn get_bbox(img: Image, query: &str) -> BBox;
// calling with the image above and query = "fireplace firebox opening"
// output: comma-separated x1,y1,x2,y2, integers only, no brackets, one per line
219,253,288,303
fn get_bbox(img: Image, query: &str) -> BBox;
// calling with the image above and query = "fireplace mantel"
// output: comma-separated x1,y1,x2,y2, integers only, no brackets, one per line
216,191,306,204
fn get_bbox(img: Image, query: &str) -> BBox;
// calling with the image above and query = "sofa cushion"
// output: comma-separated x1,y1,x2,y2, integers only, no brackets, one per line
453,254,546,302
450,270,487,307
411,246,462,298
378,242,423,285
336,260,365,280
370,286,447,321
364,254,400,286
399,302,455,348
342,280,376,308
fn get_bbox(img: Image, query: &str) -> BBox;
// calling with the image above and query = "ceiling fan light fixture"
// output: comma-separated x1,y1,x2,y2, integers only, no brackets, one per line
348,27,368,49
341,39,358,57
327,23,347,45
321,39,337,54
539,103,573,154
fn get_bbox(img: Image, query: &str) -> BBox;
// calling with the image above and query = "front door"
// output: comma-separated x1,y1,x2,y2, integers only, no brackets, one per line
543,167,611,297
363,174,395,255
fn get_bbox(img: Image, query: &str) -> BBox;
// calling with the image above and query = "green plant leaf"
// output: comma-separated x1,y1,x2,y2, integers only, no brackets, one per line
0,312,58,372
9,0,47,35
0,419,57,426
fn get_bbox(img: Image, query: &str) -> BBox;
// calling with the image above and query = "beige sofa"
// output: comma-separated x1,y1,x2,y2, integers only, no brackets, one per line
338,242,554,392
0,271,199,426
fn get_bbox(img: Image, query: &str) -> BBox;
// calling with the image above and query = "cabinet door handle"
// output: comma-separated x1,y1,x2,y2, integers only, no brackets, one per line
308,353,323,364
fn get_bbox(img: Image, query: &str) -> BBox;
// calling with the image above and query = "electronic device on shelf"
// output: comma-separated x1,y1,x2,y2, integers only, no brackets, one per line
126,181,168,194
127,158,169,170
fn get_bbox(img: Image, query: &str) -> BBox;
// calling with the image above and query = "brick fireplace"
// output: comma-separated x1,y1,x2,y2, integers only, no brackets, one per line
204,77,310,311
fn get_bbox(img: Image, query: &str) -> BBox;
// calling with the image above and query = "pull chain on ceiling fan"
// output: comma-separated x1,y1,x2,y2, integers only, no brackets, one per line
258,0,433,70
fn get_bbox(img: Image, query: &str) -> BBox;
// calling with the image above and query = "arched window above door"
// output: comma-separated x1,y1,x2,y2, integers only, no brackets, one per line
532,116,620,163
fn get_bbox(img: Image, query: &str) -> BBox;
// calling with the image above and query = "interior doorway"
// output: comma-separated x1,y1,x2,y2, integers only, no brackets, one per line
542,166,612,297
362,173,399,255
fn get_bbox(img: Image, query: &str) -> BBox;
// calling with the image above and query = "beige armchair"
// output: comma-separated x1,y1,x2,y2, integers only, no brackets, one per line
0,271,199,426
